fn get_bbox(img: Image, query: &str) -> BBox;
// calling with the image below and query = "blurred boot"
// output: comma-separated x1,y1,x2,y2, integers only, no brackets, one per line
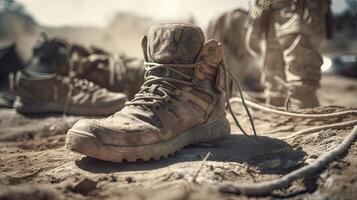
286,84,319,110
66,23,231,162
12,71,127,115
26,35,144,99
12,37,127,115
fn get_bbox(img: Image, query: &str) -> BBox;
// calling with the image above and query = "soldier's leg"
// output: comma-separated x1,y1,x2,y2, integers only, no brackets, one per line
262,37,287,106
275,5,325,109
261,11,287,107
280,34,323,108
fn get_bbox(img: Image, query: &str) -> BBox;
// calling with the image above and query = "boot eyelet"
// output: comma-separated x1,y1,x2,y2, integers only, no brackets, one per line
174,90,183,97
208,47,216,55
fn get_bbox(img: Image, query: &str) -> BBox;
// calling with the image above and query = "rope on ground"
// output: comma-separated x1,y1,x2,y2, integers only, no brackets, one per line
229,98,357,119
218,126,357,196
279,119,357,140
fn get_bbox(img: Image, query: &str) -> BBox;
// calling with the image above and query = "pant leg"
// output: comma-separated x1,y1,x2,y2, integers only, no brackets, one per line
262,12,287,106
274,3,326,108
263,37,286,88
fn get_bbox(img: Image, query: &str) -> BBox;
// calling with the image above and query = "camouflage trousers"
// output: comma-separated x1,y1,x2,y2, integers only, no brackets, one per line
261,1,327,108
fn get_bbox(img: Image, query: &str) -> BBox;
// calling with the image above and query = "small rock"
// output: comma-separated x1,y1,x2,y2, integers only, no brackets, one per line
98,176,108,181
309,154,318,159
110,175,117,182
125,176,135,183
72,177,97,195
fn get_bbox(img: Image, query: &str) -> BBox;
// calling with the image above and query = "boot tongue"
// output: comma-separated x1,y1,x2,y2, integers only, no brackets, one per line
129,24,205,107
147,23,204,65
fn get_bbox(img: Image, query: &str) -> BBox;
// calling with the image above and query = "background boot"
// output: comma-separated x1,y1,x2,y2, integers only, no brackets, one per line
286,85,319,110
66,23,231,162
11,36,128,115
26,35,144,99
11,71,127,115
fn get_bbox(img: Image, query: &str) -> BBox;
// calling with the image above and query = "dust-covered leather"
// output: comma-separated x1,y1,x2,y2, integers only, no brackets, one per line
147,23,204,64
71,23,228,146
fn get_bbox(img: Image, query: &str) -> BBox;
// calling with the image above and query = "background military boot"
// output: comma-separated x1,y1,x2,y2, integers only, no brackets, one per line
12,71,127,115
66,23,231,162
286,84,320,110
25,35,144,99
11,36,128,115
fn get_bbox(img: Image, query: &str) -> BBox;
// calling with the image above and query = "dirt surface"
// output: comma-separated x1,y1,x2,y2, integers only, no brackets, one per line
0,75,356,200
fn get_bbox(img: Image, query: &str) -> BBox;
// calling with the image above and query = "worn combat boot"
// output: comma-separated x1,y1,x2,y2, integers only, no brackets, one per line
12,37,127,115
12,71,127,115
66,23,231,162
25,35,144,99
286,84,319,110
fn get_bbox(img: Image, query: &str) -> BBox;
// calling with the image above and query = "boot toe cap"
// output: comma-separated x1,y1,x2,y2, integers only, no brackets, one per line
67,118,161,147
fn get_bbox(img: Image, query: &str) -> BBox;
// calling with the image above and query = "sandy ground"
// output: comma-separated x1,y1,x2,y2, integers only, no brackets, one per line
0,75,356,200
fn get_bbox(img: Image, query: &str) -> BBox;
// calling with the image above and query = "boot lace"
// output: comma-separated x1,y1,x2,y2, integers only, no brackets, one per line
59,76,101,93
60,76,104,118
127,61,257,137
221,62,257,137
126,62,202,106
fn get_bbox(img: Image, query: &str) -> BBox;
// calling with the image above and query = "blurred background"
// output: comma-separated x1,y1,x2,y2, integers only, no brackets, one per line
0,0,356,75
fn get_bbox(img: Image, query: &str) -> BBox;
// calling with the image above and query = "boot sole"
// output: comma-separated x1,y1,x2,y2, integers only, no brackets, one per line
65,117,230,162
14,98,126,116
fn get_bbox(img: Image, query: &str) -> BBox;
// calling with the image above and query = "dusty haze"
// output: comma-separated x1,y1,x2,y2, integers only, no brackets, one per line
17,0,347,28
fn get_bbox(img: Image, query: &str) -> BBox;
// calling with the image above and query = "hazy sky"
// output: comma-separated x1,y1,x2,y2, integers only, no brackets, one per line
17,0,348,28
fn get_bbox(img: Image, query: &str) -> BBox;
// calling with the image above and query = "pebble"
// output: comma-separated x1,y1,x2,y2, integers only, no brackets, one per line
72,177,97,195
